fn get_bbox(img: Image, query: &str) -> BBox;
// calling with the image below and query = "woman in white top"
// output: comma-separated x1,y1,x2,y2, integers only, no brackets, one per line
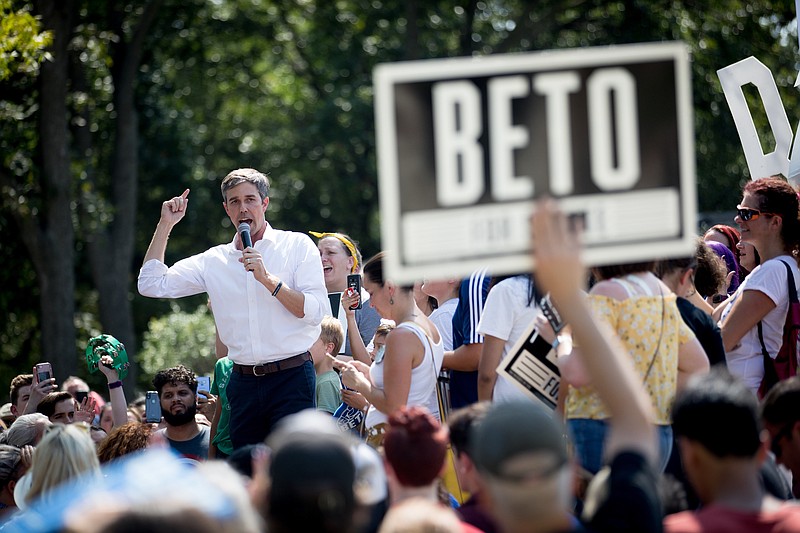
334,252,444,447
476,274,540,403
713,177,800,395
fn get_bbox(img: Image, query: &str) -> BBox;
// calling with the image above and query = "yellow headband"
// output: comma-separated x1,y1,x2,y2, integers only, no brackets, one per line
310,231,359,273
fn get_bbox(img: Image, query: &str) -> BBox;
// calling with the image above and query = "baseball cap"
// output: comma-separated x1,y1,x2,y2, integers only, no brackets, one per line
470,401,567,481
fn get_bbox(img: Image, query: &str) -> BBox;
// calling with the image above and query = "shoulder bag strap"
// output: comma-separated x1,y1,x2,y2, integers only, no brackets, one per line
758,259,797,359
417,325,448,423
642,284,665,383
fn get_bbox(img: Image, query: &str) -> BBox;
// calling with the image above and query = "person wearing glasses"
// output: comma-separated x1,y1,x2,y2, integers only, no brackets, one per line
712,177,800,396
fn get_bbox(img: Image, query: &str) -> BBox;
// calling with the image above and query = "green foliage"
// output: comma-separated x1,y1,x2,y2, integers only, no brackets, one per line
4,0,800,374
138,304,217,387
0,0,52,81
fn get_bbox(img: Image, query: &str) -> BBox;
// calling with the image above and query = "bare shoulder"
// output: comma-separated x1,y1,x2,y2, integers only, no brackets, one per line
385,327,420,354
417,315,441,344
590,279,629,301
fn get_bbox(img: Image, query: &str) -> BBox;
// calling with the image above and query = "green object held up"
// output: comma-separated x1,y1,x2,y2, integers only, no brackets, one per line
85,334,130,380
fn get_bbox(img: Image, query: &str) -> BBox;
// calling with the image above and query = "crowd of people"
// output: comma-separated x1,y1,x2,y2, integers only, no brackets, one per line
0,169,799,532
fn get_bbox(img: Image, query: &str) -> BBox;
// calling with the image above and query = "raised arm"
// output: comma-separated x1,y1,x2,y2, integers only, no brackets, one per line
342,290,372,365
98,355,129,428
531,200,657,464
142,189,190,265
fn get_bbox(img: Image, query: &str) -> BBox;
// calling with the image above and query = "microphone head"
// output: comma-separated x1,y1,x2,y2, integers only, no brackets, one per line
237,222,251,234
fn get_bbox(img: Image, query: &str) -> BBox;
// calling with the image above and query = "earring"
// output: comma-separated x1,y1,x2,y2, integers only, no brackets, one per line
389,296,394,305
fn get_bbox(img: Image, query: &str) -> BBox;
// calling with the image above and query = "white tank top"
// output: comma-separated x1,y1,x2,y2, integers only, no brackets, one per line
364,321,444,428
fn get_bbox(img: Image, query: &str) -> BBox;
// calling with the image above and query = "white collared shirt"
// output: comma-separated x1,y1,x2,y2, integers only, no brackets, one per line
138,224,328,365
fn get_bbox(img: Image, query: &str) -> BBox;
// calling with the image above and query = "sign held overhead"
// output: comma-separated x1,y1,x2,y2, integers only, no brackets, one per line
374,42,697,284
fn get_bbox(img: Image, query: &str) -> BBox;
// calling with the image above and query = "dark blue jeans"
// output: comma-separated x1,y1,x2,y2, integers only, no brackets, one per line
228,360,316,449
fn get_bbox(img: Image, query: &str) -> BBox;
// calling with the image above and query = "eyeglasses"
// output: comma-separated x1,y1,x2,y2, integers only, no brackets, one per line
770,423,794,459
736,205,778,222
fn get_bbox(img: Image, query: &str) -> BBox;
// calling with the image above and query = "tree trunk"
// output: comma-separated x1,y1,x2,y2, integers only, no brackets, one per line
28,0,78,378
84,0,162,387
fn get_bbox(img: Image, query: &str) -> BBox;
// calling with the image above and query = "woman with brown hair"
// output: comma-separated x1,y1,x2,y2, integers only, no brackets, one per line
333,252,443,449
96,422,153,464
714,177,800,395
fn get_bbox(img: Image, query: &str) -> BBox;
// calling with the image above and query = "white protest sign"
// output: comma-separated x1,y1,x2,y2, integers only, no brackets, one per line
496,321,560,410
717,57,794,180
374,42,696,284
496,294,564,410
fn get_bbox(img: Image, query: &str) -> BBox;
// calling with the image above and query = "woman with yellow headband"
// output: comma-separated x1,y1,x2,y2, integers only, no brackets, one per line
311,231,382,366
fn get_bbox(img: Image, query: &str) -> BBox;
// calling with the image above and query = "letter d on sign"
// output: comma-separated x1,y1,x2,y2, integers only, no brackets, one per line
718,56,793,179
433,81,485,207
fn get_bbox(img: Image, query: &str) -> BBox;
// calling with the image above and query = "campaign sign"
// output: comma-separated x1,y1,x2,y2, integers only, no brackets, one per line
497,294,565,410
374,42,696,283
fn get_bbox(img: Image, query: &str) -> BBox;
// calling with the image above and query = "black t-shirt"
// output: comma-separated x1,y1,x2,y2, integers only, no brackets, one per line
580,451,663,533
676,298,726,367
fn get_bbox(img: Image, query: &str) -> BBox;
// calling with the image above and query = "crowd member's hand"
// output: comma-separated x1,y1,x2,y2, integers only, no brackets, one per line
531,200,586,304
348,360,372,376
98,354,119,383
342,289,360,317
19,445,34,469
27,368,57,411
197,391,217,419
160,189,190,226
330,356,371,393
534,313,557,344
74,396,97,425
723,270,735,293
342,389,369,411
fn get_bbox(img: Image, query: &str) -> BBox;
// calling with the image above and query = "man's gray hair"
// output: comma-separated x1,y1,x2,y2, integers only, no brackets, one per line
220,168,270,202
0,445,21,487
1,413,50,447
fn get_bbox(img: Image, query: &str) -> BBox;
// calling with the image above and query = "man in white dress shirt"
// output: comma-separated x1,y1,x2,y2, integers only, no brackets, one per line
138,168,328,448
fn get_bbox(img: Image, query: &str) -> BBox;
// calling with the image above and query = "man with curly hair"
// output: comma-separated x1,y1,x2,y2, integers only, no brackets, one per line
153,365,209,462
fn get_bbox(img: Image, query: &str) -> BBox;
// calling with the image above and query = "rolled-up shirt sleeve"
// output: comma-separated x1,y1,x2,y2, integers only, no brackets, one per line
291,236,329,325
138,256,207,298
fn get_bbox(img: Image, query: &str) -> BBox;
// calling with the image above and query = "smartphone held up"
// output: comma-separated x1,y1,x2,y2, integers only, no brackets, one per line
346,274,362,310
145,391,162,423
34,362,53,384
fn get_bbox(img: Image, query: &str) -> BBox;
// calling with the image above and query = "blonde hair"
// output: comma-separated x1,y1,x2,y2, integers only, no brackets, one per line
319,316,345,355
26,424,100,504
377,498,462,533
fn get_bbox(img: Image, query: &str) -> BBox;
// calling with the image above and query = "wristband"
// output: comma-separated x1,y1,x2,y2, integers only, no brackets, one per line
108,380,123,389
272,281,283,297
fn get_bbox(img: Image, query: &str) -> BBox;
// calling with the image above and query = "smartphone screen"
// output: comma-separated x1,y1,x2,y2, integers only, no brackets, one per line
74,391,89,403
196,376,211,397
35,363,52,383
346,274,362,310
145,391,161,423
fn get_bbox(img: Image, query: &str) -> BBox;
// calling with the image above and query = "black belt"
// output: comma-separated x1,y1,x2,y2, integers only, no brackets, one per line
232,352,311,376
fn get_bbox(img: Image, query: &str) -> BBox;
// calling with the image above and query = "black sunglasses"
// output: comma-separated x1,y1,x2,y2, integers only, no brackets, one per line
736,205,778,222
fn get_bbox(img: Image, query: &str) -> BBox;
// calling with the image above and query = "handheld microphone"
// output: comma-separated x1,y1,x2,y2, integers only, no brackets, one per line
238,222,252,249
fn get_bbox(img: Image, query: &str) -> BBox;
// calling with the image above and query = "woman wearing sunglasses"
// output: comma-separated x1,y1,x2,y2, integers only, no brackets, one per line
713,177,800,395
